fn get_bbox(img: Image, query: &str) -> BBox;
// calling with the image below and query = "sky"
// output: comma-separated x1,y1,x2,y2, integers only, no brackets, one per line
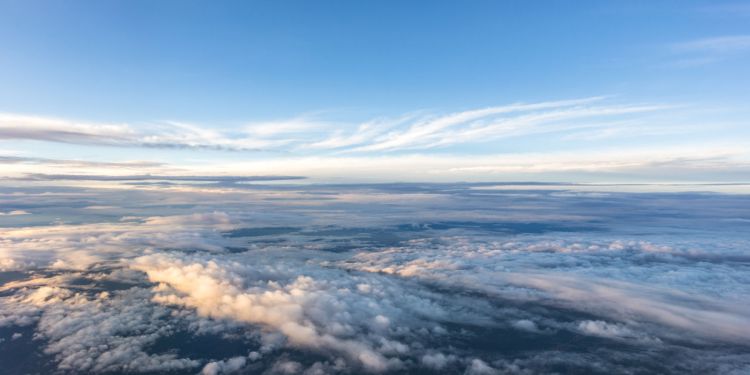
0,0,749,183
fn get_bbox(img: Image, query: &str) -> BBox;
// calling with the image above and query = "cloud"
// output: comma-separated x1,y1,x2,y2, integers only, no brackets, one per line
6,148,749,184
1,184,749,373
0,155,163,168
674,35,750,54
131,251,457,372
421,353,457,370
0,113,136,144
22,173,306,183
0,114,274,151
0,210,29,216
3,96,746,184
347,101,665,152
178,146,750,183
465,359,498,375
243,116,329,137
511,319,541,333
0,211,238,271
0,97,674,155
577,320,661,344
2,285,201,373
201,356,247,375
342,237,750,344
269,359,304,374
669,35,750,66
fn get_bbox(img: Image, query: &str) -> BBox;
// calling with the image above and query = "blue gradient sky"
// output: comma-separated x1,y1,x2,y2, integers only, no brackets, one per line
0,1,748,183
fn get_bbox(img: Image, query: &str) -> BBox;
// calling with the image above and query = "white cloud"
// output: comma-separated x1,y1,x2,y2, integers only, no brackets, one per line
3,96,747,183
577,320,661,344
421,352,457,370
180,146,750,183
674,35,750,54
1,184,749,373
669,35,750,66
0,210,30,216
511,319,541,333
349,102,665,152
201,356,247,375
2,285,200,373
0,114,276,151
342,237,750,344
0,97,674,155
0,211,237,271
465,358,498,375
131,251,456,372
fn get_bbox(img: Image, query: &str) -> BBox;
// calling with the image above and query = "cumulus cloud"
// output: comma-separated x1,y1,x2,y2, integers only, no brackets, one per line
342,237,750,344
1,183,749,374
577,320,661,344
201,356,247,375
0,211,237,271
131,251,465,372
511,319,541,333
465,358,498,375
421,352,457,370
1,285,200,373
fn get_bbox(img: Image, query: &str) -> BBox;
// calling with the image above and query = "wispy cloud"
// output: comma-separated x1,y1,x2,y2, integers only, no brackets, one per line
0,114,278,151
673,35,750,53
349,103,665,152
0,97,672,154
668,35,750,66
21,174,305,183
0,155,163,168
2,146,747,184
0,210,30,216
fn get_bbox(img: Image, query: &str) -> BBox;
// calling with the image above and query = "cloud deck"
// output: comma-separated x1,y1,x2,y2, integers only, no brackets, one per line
1,182,749,374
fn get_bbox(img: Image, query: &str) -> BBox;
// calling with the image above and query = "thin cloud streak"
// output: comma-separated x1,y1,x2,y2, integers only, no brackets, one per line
0,155,163,168
668,35,750,67
345,97,613,152
0,97,672,154
0,114,275,151
673,35,750,53
21,174,306,182
1,146,748,184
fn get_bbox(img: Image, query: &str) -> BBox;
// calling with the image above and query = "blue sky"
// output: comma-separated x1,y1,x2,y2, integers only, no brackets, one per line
0,1,749,183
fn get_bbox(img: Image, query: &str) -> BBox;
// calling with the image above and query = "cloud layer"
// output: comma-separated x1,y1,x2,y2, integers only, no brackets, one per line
1,182,749,374
0,97,670,153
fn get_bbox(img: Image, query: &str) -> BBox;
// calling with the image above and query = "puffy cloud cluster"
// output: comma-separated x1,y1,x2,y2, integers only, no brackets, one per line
342,237,750,345
0,212,235,271
577,320,661,345
201,356,247,375
1,284,200,372
131,251,462,372
1,184,749,374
